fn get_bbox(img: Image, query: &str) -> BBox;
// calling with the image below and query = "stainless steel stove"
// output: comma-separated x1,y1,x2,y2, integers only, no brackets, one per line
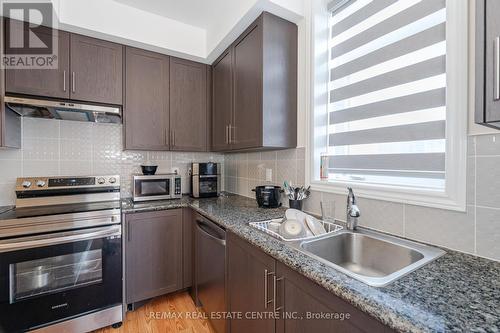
0,175,123,333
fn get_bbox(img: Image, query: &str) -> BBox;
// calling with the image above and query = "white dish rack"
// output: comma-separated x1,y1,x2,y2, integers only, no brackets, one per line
249,218,343,242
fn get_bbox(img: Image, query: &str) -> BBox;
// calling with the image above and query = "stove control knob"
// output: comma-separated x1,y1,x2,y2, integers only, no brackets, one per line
21,181,32,188
97,177,106,184
36,180,46,187
109,177,116,184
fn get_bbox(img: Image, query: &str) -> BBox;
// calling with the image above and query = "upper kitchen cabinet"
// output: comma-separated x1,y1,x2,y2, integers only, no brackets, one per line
1,17,21,149
476,0,500,128
170,57,210,152
232,22,263,150
124,47,170,150
70,34,123,105
212,50,233,152
5,20,70,99
4,22,123,106
212,12,297,152
124,49,211,151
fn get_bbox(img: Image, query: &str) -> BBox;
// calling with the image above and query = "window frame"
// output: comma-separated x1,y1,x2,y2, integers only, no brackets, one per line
306,0,468,211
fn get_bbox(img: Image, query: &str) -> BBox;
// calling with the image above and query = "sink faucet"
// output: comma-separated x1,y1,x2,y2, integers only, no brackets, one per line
346,187,360,230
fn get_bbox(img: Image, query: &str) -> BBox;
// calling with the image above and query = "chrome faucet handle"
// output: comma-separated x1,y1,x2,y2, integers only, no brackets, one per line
347,187,356,205
348,204,360,217
346,187,360,230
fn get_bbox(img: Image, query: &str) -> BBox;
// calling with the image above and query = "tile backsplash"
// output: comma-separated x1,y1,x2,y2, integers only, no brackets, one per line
2,117,499,262
0,117,224,204
225,136,500,262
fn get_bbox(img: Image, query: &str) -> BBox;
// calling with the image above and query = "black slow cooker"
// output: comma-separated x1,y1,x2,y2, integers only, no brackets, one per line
252,186,282,208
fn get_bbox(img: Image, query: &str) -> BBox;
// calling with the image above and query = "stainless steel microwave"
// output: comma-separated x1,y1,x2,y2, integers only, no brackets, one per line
132,174,182,202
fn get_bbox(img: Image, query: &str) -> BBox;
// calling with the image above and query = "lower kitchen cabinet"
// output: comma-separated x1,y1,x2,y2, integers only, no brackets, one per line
227,232,276,333
227,232,395,333
182,207,193,289
125,209,183,305
275,263,394,333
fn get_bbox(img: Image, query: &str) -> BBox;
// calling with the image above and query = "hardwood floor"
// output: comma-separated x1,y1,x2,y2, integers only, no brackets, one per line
94,292,215,333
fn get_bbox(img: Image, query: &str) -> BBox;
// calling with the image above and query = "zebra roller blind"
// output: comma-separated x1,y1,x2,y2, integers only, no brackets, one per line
327,0,446,189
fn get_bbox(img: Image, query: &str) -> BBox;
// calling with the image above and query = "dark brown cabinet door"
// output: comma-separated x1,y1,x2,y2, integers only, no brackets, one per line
70,34,123,105
125,210,183,304
170,57,208,151
275,262,393,333
124,47,170,150
232,24,263,150
212,50,233,151
227,232,276,333
484,0,500,122
182,208,193,289
0,16,4,147
5,20,70,99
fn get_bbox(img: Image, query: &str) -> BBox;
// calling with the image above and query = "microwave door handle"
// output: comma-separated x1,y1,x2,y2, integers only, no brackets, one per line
0,225,121,253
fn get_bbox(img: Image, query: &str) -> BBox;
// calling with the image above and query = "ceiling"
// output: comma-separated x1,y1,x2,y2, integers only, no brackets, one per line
53,0,303,63
113,0,236,30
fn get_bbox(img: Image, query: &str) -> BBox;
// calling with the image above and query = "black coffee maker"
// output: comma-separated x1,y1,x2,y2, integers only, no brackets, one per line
190,163,220,198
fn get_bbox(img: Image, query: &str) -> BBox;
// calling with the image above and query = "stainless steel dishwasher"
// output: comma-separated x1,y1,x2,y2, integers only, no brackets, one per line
194,213,226,333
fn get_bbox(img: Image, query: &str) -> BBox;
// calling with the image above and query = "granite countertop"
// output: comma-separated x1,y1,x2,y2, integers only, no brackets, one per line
3,193,497,333
122,194,500,333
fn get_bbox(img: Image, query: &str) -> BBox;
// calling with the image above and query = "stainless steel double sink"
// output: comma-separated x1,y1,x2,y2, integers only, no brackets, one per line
251,223,445,287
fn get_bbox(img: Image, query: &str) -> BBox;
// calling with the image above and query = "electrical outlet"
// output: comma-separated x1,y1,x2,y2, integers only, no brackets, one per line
265,168,272,182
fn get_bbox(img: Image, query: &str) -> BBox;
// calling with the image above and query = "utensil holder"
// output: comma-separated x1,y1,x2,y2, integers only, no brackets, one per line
289,199,303,210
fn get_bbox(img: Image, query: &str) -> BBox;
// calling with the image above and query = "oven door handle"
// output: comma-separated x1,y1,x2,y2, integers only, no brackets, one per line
0,225,121,253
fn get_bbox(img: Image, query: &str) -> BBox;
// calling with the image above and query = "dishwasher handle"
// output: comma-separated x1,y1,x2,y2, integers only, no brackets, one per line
195,219,226,246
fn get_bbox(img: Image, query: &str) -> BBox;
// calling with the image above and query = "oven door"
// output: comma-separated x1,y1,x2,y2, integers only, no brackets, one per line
133,177,171,201
0,225,122,332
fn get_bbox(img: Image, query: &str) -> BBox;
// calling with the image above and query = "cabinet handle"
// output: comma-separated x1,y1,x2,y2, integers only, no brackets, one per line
495,37,500,101
225,125,228,144
173,131,176,146
264,269,275,309
273,275,283,312
230,124,236,144
71,72,76,93
63,70,66,92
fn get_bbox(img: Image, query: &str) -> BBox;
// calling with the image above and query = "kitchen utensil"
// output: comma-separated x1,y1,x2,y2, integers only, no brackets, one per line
279,219,307,238
140,165,158,175
285,208,307,222
320,201,336,223
283,182,311,201
289,199,303,210
252,186,282,208
305,215,327,236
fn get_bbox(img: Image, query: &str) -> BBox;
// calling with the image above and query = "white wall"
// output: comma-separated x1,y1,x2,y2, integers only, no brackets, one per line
46,0,305,64
54,0,207,61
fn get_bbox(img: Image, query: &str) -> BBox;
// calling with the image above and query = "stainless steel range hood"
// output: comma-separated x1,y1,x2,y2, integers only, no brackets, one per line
4,96,122,124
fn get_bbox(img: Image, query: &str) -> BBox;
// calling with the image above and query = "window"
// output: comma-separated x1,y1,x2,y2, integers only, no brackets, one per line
309,0,468,210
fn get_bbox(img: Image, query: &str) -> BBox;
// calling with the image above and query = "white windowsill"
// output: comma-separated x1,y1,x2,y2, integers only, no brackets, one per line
310,179,466,212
